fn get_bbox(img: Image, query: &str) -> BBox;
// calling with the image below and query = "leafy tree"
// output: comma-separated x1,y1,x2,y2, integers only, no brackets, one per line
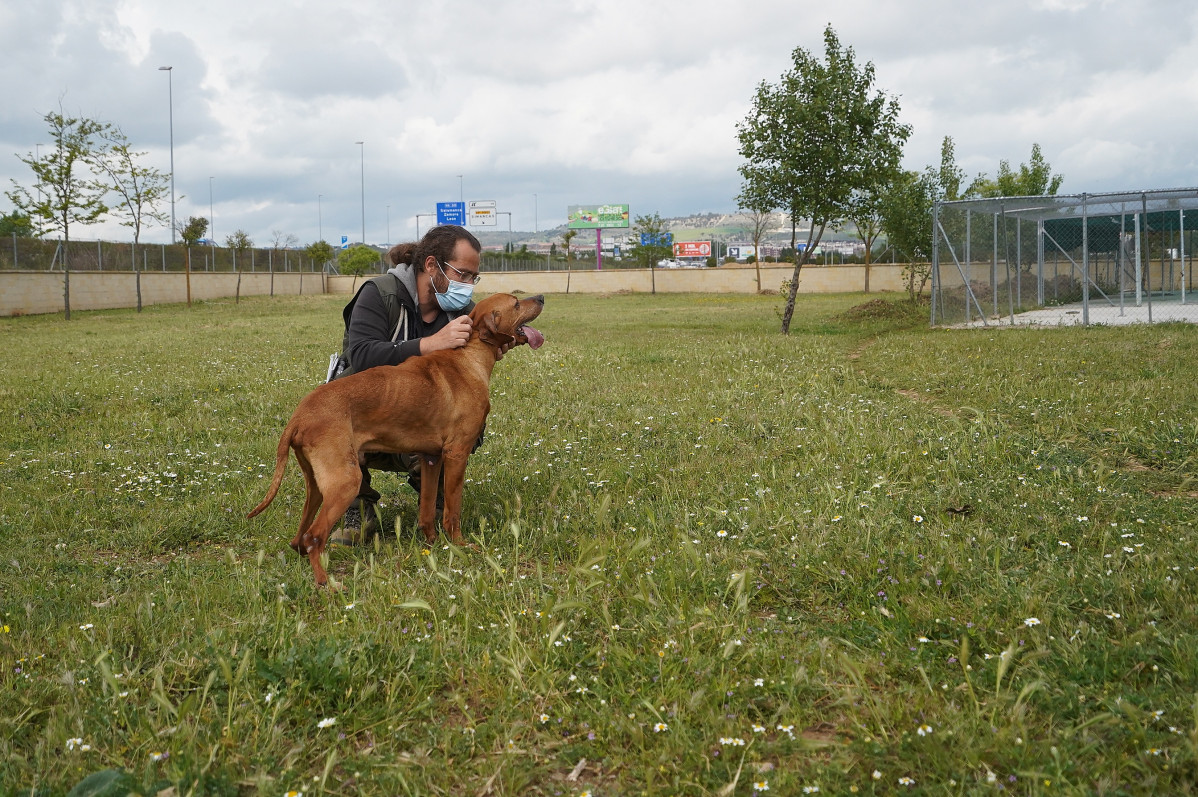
935,136,970,202
846,178,893,293
338,244,381,279
95,125,170,267
6,106,110,268
972,143,1063,197
225,229,253,263
178,216,208,246
305,240,335,271
630,213,673,267
225,229,253,303
878,138,974,302
0,210,36,237
631,213,673,295
879,169,938,301
177,216,207,306
737,25,910,333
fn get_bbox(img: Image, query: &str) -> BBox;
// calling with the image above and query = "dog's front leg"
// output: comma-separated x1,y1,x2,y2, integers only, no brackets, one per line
440,449,471,546
418,455,443,544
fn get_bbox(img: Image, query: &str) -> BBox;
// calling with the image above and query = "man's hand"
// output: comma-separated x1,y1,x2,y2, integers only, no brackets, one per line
420,315,473,354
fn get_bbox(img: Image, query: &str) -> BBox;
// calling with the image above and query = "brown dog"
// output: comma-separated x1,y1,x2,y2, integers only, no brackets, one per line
248,292,545,586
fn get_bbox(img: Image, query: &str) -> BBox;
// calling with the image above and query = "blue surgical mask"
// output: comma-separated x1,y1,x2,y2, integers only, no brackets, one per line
435,262,475,311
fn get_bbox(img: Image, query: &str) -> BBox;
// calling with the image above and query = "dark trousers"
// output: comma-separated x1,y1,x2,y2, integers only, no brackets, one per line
356,427,484,503
357,452,420,503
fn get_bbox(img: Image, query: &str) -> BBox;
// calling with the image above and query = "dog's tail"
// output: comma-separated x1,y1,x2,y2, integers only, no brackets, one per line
246,422,294,519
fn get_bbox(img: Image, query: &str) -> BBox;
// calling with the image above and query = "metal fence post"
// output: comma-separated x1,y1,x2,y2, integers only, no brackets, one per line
1181,209,1187,305
930,201,940,326
1081,193,1089,325
1142,193,1152,322
964,210,971,324
992,211,999,316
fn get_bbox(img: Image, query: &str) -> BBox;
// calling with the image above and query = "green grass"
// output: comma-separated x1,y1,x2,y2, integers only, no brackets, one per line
1,292,1195,796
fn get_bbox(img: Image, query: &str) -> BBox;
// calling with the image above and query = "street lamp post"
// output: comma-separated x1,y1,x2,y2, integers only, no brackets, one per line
355,141,365,244
208,176,215,245
457,175,463,203
158,66,175,243
533,193,538,234
416,213,434,239
318,194,323,242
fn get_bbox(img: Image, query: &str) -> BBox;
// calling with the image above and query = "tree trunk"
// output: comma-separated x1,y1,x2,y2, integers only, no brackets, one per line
133,239,143,312
780,258,803,334
752,232,762,293
781,221,827,334
864,245,872,293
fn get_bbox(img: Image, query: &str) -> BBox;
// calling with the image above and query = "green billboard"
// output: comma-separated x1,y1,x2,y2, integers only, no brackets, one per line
567,204,630,229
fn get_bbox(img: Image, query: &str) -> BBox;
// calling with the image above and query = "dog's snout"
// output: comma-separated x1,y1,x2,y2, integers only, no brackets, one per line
529,294,545,305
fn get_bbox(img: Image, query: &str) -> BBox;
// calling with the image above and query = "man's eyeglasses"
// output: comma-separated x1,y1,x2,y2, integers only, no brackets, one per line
441,261,482,285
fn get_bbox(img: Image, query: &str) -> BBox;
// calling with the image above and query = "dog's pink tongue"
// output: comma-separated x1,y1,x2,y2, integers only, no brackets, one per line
522,325,545,349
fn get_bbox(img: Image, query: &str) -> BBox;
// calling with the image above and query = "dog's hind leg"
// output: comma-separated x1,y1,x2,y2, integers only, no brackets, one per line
302,455,361,587
417,455,443,544
290,450,322,556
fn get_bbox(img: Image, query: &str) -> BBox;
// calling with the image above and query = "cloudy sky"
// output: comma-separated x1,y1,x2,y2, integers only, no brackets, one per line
3,0,1197,246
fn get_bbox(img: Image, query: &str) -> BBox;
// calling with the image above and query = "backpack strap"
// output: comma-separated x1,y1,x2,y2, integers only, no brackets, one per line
391,304,408,343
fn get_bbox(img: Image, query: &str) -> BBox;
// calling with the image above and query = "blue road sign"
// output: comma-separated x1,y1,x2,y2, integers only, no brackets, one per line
437,202,466,225
640,232,673,247
340,235,349,250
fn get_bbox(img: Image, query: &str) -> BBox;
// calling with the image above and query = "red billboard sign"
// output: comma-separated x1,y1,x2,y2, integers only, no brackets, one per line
673,241,711,258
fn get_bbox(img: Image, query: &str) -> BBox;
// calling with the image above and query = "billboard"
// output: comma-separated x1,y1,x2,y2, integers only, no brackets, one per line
639,232,673,247
567,204,630,229
673,241,711,258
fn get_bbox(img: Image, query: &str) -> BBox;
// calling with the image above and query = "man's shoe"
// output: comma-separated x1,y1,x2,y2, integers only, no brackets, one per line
328,499,380,546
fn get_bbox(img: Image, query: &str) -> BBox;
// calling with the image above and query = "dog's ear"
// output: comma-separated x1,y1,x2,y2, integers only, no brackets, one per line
479,310,515,347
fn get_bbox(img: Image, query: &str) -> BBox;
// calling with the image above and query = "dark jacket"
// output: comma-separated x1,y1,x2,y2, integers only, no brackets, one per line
336,264,473,379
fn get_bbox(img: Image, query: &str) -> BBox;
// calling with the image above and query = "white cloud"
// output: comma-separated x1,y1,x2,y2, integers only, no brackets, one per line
3,0,1197,245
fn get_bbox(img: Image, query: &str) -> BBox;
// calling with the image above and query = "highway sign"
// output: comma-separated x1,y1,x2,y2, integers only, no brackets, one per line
640,232,673,247
468,200,497,227
436,202,466,225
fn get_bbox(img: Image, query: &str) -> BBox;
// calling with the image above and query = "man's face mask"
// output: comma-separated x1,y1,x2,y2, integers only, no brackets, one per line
434,261,475,311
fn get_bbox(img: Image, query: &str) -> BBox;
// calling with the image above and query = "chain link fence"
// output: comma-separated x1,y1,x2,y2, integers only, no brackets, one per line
0,239,654,276
0,236,329,273
931,189,1198,326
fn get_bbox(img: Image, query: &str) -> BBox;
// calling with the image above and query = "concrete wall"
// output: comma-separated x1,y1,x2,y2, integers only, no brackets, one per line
2,263,910,317
326,263,913,297
0,270,327,316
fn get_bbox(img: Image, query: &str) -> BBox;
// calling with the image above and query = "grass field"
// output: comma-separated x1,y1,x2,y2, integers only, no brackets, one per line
1,292,1195,796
